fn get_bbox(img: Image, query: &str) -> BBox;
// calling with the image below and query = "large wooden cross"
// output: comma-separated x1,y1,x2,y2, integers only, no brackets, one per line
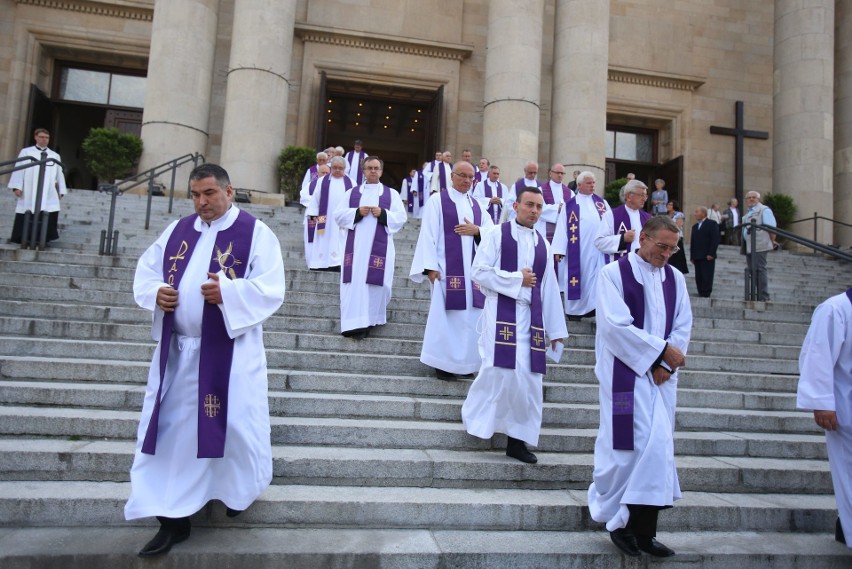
709,101,769,206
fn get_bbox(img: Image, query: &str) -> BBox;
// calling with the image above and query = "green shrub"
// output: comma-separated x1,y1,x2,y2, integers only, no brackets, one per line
762,192,797,229
604,177,627,209
278,146,317,203
81,127,143,185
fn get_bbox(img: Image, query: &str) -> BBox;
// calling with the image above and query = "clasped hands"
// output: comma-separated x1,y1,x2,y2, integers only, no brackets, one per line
652,343,686,385
358,205,382,218
156,272,223,311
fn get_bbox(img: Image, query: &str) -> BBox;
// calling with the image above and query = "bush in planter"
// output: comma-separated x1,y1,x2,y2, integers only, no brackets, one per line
604,177,627,209
278,145,316,204
761,192,797,248
81,127,143,186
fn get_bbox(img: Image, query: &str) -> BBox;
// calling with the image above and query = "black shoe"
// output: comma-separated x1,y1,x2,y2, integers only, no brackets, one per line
636,536,675,557
458,373,476,379
837,517,846,544
435,368,456,380
138,523,191,557
226,507,243,518
609,528,641,557
567,315,582,322
505,436,537,464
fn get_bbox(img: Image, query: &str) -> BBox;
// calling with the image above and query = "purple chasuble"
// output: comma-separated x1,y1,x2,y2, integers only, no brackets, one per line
441,190,485,310
541,182,573,243
612,255,676,451
406,172,425,212
316,175,353,235
607,205,652,264
484,181,504,224
493,222,548,374
565,194,607,300
342,185,393,286
143,210,257,458
436,164,450,193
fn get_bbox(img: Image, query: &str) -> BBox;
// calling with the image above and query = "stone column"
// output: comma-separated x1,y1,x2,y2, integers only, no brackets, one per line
550,0,610,185
219,0,295,192
835,0,852,247
139,0,220,173
773,0,834,244
482,0,545,180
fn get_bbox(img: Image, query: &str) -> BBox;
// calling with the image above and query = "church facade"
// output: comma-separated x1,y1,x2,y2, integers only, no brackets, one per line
1,0,848,245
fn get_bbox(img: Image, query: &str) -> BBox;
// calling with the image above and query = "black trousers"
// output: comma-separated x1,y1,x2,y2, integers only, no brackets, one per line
692,259,715,297
626,504,668,538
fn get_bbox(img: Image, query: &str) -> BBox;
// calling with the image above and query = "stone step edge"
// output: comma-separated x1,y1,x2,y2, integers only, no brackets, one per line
0,527,848,566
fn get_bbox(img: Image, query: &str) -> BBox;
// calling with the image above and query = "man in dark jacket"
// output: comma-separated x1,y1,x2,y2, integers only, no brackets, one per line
689,206,720,298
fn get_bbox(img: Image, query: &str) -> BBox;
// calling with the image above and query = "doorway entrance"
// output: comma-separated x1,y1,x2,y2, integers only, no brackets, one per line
315,74,442,189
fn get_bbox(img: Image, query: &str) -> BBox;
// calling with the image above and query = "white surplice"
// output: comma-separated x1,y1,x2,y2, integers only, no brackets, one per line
796,291,852,548
125,205,286,520
305,174,350,269
300,171,322,268
333,183,407,333
462,222,568,446
9,145,66,214
595,205,644,258
409,189,495,374
430,162,453,194
539,180,574,290
587,252,692,532
471,180,511,225
399,175,426,219
551,193,610,316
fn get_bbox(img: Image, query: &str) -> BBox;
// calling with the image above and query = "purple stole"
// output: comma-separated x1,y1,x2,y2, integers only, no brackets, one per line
316,175,354,235
440,190,485,310
406,172,425,212
541,182,573,243
565,194,607,300
436,163,450,193
483,181,503,224
847,288,852,305
306,177,321,243
143,210,257,458
612,255,676,451
346,151,366,185
606,205,652,264
514,179,539,196
474,170,487,185
493,223,548,374
342,185,392,286
308,164,319,183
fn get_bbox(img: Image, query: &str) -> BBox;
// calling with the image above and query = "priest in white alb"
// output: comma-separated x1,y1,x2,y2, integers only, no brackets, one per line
300,163,329,268
472,164,510,225
125,164,286,557
462,187,567,464
429,151,454,194
551,171,610,321
796,289,852,548
305,157,353,270
410,160,493,379
399,167,427,219
595,180,651,264
333,155,406,339
588,215,691,558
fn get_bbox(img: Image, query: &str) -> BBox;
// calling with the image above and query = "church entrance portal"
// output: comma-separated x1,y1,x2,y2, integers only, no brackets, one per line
316,75,442,189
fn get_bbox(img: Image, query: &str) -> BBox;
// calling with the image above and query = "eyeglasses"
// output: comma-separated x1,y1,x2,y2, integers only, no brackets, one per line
652,241,680,254
550,170,565,175
452,173,474,180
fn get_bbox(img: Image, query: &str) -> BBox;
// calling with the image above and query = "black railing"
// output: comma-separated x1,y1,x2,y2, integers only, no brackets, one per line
741,219,852,301
788,212,852,244
0,152,64,251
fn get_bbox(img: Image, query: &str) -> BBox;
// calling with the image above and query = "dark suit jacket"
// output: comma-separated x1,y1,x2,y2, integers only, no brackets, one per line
690,219,720,261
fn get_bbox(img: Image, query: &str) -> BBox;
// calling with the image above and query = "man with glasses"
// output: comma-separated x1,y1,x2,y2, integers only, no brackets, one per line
595,180,651,264
588,215,692,559
410,160,494,379
333,156,407,339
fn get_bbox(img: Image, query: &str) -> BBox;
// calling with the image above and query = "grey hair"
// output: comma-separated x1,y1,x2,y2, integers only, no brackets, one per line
577,171,596,184
330,156,347,168
696,205,708,215
316,152,329,161
620,179,648,202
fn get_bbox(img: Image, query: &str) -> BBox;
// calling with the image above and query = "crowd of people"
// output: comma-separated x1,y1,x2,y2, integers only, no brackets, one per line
8,131,844,558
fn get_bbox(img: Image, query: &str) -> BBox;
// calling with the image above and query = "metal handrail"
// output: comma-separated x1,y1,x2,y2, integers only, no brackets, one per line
0,152,64,250
741,219,852,300
112,152,204,229
786,212,852,244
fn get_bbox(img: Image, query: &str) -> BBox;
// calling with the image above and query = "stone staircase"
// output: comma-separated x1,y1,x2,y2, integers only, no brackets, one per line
0,189,850,567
